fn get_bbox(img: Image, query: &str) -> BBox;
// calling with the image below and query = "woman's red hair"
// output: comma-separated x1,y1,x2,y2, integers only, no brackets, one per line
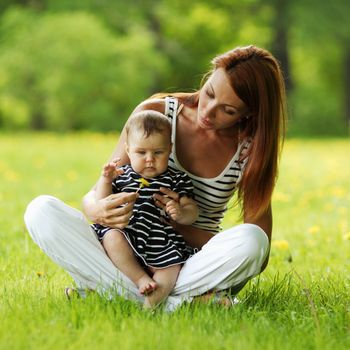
151,45,287,220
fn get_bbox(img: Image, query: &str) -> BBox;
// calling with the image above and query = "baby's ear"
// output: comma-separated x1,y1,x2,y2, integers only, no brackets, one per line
125,142,130,156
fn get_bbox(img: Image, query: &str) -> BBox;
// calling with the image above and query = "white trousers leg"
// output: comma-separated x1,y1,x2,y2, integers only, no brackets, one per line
24,195,270,311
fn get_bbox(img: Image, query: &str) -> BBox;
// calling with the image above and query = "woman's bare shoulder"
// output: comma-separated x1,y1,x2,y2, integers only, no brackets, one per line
132,98,165,114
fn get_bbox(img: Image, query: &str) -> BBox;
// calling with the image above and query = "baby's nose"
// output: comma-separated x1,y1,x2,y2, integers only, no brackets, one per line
146,154,155,162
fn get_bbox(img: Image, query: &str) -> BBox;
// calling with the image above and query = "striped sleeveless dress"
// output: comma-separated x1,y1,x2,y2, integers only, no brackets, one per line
165,97,249,234
91,164,194,268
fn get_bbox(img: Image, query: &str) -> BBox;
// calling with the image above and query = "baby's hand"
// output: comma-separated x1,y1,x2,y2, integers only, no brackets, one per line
102,159,124,183
165,199,181,222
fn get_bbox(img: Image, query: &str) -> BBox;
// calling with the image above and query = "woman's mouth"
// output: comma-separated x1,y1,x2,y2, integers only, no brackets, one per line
199,117,213,128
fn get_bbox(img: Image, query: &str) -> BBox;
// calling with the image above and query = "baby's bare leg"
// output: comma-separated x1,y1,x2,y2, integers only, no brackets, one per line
144,264,181,309
102,230,157,295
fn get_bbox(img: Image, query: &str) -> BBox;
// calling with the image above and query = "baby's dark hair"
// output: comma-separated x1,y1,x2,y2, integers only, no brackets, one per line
125,110,171,140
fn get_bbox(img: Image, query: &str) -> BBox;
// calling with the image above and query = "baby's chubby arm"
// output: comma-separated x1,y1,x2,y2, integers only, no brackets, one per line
165,196,199,225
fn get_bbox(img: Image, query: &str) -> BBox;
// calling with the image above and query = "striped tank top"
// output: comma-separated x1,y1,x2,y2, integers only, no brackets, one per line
165,97,249,233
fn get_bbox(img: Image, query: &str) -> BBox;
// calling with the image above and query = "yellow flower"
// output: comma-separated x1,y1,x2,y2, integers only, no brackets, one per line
343,232,350,241
4,169,20,182
66,170,78,182
273,192,291,202
308,225,320,235
36,271,45,278
137,178,150,189
331,186,346,198
272,240,290,251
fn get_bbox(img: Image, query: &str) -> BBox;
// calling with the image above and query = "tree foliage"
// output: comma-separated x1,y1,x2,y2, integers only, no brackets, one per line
0,0,348,135
0,7,166,131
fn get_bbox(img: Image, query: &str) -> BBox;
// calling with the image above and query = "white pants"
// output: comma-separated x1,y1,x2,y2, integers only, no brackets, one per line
24,195,270,311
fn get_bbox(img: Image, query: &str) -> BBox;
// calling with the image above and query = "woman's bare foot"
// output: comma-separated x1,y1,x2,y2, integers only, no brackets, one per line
136,275,158,295
64,287,78,300
194,292,234,308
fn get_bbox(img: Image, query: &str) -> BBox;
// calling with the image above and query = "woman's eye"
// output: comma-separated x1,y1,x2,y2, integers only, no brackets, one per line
225,108,236,115
206,89,214,98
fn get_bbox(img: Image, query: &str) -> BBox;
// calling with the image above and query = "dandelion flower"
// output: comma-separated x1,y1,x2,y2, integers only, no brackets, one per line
66,170,78,182
272,240,290,251
308,225,320,235
343,232,350,241
273,192,290,202
136,178,150,192
4,169,19,182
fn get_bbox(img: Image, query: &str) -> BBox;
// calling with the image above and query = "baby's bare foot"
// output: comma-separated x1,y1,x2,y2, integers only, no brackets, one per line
137,275,158,295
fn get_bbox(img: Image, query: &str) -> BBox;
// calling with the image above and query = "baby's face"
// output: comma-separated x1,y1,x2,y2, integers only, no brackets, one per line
126,131,172,179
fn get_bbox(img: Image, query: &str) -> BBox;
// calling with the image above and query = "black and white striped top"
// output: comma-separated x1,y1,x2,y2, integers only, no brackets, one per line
165,97,249,234
92,164,194,268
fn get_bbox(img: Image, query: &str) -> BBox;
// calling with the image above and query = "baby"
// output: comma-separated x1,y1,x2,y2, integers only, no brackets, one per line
91,110,198,308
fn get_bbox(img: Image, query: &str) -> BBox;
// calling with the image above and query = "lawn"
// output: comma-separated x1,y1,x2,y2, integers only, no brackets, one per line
0,133,349,350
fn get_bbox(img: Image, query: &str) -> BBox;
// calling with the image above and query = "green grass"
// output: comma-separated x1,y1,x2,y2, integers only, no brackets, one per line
0,133,349,350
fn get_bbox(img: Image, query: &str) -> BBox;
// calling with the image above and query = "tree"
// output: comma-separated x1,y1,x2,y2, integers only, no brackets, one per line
0,7,166,131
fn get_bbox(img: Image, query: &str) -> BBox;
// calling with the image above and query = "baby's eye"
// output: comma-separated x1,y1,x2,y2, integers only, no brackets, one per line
155,151,164,155
137,151,146,155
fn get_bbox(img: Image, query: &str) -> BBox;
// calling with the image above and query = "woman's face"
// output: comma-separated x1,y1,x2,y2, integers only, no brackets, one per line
197,68,249,132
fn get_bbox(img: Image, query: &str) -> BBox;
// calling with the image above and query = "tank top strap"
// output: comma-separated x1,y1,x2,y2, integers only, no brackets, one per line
164,96,178,119
165,97,179,144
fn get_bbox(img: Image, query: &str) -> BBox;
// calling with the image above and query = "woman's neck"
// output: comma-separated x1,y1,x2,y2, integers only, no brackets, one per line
174,105,240,178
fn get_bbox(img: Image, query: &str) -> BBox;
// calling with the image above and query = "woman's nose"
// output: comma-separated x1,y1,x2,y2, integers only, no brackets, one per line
204,101,216,119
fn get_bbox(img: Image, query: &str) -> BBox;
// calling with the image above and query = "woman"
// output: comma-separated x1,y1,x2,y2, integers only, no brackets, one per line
24,45,287,311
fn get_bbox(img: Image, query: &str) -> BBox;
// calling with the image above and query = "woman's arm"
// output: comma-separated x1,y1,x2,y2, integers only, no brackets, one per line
244,203,272,240
82,98,165,226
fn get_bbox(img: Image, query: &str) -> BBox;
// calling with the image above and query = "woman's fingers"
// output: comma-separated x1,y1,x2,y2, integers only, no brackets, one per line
103,212,132,228
105,192,137,209
99,192,138,228
153,187,180,209
159,187,180,201
153,195,165,209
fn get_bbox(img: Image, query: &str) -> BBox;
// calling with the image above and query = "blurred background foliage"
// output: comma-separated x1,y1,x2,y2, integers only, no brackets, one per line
0,0,349,135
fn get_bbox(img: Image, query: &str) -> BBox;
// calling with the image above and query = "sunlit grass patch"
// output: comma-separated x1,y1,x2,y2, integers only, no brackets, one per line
1,133,349,350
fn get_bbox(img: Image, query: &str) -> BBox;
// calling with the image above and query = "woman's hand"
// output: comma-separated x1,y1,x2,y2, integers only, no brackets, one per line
86,192,138,229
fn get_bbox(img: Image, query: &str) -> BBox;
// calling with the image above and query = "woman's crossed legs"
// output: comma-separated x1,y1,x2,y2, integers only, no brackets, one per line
24,195,269,311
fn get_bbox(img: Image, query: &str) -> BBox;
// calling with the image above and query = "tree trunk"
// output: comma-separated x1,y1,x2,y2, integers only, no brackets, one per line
271,0,293,92
146,5,164,95
344,45,350,135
